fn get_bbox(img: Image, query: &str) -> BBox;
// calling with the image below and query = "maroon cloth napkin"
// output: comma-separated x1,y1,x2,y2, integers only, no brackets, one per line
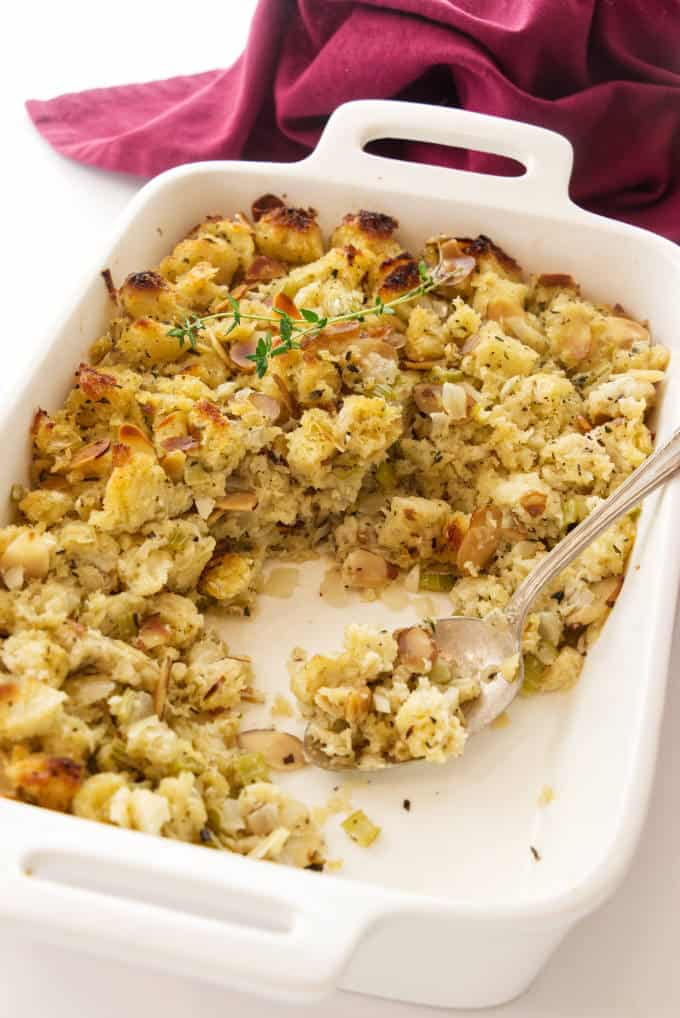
26,0,680,240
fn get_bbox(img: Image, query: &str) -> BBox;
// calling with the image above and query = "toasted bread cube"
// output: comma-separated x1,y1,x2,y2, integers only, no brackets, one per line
118,318,186,366
7,752,83,811
255,206,324,265
161,216,253,284
198,552,258,604
119,271,179,319
331,210,402,261
462,323,539,380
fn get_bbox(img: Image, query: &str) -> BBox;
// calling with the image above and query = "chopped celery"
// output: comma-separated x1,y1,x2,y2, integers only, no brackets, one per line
432,367,463,383
519,654,546,696
562,495,587,528
166,527,189,552
232,751,270,787
342,809,381,847
429,657,453,684
376,461,396,490
419,571,455,593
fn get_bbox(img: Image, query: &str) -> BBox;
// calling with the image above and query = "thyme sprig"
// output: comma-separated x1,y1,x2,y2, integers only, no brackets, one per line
169,260,450,378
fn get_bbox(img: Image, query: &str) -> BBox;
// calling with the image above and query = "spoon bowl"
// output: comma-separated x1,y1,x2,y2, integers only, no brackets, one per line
434,616,522,734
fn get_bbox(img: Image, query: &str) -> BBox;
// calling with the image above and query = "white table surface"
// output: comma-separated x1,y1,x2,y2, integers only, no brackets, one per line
2,3,679,1015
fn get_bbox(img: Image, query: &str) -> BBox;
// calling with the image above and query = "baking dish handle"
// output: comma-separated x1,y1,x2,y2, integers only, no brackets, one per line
1,825,379,1003
308,99,574,211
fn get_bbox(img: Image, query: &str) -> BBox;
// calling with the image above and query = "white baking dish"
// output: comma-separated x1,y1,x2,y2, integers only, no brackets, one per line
1,100,679,1010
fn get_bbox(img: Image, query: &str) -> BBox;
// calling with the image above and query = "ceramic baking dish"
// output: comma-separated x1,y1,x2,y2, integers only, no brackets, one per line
1,100,679,1010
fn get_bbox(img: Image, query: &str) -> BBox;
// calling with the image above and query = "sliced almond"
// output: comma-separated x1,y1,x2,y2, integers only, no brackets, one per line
154,657,171,720
565,576,624,627
40,475,68,491
245,256,287,283
118,423,155,457
603,575,624,605
342,549,398,589
461,333,482,355
248,393,281,422
520,491,548,518
396,626,437,672
321,321,361,342
456,507,504,573
301,321,361,357
236,282,253,300
381,329,407,350
77,363,119,400
194,496,216,520
0,531,51,582
413,383,443,414
272,373,300,419
436,241,476,283
237,729,307,770
229,337,258,372
31,409,53,438
273,291,302,320
136,614,172,653
161,434,200,452
69,437,111,468
353,337,399,363
214,491,258,512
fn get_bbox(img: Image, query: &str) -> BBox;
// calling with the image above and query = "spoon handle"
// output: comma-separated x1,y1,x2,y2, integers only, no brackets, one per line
504,424,680,632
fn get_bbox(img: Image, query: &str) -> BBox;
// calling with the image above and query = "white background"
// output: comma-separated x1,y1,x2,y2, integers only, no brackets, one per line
2,3,679,1015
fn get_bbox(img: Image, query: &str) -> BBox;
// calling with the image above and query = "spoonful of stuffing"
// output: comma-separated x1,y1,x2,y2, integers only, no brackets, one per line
304,424,680,770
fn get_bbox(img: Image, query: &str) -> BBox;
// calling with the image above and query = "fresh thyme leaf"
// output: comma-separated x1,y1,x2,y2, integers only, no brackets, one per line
247,332,273,378
227,294,241,324
300,308,320,323
168,316,202,350
279,316,293,343
418,260,430,282
316,317,328,330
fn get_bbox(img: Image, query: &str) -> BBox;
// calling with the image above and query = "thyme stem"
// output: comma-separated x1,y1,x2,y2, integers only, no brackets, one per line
169,260,455,378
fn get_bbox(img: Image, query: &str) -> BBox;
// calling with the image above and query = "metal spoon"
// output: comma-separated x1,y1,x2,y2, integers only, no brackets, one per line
305,425,680,770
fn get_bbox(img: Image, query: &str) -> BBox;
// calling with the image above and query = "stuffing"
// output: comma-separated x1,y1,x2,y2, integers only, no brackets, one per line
0,201,668,863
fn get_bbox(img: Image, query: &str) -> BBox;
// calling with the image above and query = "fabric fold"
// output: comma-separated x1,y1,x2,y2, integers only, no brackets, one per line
26,0,680,240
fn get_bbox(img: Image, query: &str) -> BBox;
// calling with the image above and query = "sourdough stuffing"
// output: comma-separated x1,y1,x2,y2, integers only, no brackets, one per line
0,199,668,863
